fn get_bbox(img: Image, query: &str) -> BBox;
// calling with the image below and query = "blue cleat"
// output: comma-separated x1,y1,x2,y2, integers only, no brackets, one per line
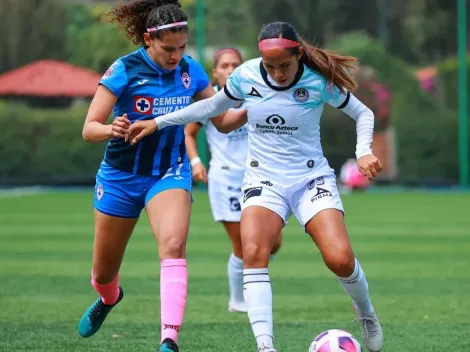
77,287,124,337
158,338,179,352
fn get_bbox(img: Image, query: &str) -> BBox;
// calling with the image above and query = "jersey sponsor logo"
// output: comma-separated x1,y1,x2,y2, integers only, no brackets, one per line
247,87,262,98
227,125,248,142
266,114,286,125
315,176,325,185
133,95,192,115
243,186,262,203
256,114,298,136
293,87,309,103
181,72,191,89
261,180,273,186
310,187,332,202
134,96,152,114
229,197,241,211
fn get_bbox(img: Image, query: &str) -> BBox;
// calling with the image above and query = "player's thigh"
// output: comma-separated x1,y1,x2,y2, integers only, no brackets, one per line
241,184,288,267
145,174,192,259
92,209,138,283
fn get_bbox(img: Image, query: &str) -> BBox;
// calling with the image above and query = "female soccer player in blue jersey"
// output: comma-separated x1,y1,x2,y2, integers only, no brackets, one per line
185,48,283,313
128,22,384,352
77,1,243,351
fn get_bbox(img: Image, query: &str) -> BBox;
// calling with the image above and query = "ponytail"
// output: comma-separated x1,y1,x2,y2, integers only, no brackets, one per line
299,39,358,93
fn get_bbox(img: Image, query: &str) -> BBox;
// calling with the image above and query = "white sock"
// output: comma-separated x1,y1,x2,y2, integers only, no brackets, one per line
243,268,274,349
228,253,244,304
337,258,374,316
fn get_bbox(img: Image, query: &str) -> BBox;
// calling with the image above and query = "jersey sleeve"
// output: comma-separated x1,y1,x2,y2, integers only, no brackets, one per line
191,61,211,94
321,80,350,109
224,65,244,101
99,59,128,98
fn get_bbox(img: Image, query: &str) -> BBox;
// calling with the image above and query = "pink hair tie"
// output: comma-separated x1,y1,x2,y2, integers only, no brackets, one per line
258,38,299,51
147,21,188,32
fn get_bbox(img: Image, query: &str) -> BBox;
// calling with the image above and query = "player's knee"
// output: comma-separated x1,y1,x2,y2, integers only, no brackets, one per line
159,234,187,259
242,242,271,267
323,248,355,277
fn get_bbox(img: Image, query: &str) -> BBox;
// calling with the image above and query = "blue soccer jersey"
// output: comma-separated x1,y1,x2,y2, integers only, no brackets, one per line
99,47,210,176
92,48,210,218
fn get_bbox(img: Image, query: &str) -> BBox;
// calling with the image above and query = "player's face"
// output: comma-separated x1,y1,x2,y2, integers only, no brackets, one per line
212,52,242,88
146,31,188,70
262,48,301,87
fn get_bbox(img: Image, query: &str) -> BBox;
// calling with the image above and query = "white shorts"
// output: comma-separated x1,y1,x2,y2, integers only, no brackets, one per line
208,175,243,222
241,174,344,228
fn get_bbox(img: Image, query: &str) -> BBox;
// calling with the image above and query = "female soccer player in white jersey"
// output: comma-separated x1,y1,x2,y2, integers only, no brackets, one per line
128,22,384,352
185,48,282,313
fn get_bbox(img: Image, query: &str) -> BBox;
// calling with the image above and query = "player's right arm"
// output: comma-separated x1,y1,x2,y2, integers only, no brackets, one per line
82,60,131,142
184,123,207,183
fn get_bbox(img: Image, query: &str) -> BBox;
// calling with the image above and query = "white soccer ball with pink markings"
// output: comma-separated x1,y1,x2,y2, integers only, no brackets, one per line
309,329,362,352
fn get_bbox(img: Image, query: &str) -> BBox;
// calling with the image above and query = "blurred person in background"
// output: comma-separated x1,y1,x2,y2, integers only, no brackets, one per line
77,1,244,351
340,158,370,193
185,47,283,314
127,21,384,352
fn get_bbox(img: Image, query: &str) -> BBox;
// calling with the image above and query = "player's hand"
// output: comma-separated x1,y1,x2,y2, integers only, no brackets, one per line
192,163,207,183
358,154,382,180
128,119,158,144
111,114,131,139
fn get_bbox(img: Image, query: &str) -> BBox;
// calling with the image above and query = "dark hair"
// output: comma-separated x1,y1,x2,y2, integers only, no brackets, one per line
213,48,243,67
258,22,357,92
106,0,188,46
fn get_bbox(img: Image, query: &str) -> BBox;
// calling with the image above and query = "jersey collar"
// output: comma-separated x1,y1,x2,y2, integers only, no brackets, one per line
139,47,173,74
259,60,304,91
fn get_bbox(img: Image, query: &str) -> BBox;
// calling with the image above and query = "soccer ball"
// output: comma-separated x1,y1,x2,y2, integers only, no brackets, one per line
309,329,362,352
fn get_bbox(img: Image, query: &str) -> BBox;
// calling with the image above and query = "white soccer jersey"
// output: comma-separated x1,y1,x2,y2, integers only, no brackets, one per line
202,86,248,184
224,58,350,185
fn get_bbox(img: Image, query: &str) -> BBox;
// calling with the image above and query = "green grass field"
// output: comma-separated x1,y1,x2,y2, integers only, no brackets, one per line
1,190,469,351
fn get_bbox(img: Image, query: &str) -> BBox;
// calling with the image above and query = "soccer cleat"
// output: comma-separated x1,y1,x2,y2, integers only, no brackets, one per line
158,338,179,352
228,300,248,313
258,345,278,352
77,287,124,337
353,305,384,352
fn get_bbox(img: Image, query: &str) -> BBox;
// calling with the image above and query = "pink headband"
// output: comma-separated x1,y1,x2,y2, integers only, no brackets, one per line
258,38,299,51
147,21,188,32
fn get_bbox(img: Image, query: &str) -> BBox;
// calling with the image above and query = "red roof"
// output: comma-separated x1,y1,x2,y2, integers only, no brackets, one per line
0,60,101,97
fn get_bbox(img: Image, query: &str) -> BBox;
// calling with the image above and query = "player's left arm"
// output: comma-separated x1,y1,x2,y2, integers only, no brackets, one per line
324,86,383,179
193,84,247,133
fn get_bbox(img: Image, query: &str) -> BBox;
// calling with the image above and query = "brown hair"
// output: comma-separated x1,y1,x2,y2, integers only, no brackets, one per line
105,0,188,46
213,48,243,68
258,22,358,92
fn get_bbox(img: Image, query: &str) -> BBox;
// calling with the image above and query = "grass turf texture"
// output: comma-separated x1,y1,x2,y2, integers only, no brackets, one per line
0,190,469,351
